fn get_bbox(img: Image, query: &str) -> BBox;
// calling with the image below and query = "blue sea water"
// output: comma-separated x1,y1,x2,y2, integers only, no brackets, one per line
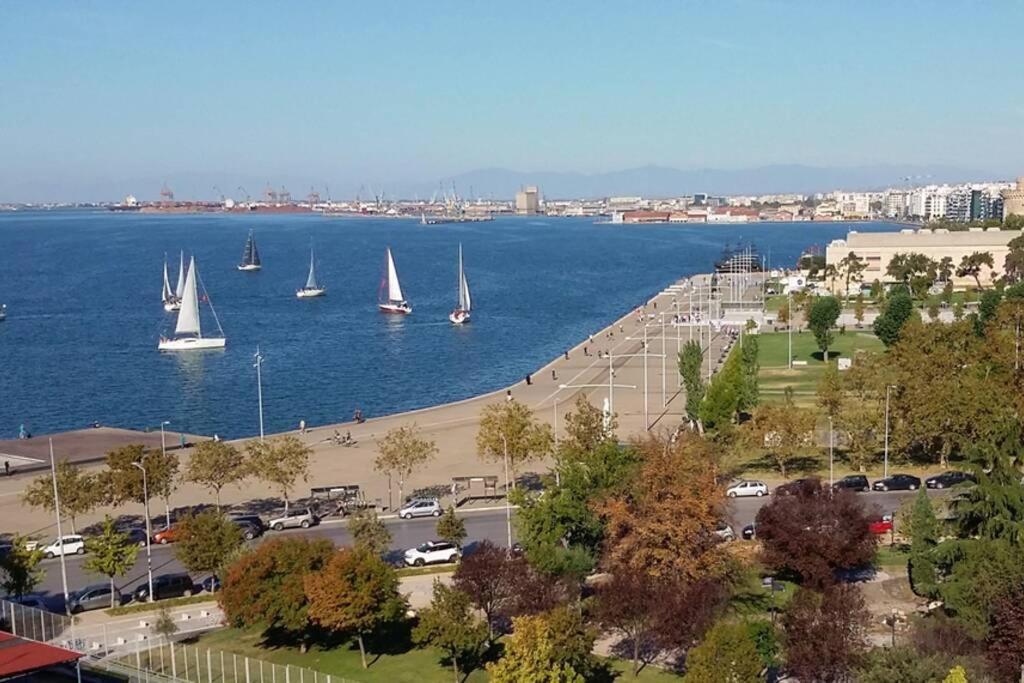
0,211,900,439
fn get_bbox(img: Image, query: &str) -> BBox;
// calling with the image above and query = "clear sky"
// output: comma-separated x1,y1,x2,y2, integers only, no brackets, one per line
2,1,1023,199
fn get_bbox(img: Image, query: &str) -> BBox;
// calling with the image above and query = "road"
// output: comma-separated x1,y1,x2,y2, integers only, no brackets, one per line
29,487,926,608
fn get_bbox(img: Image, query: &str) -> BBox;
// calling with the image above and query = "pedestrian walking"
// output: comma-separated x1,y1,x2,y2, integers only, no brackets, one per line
564,350,569,360
583,346,589,356
552,369,558,381
299,419,306,434
179,433,186,448
526,374,532,386
3,461,9,476
506,390,513,402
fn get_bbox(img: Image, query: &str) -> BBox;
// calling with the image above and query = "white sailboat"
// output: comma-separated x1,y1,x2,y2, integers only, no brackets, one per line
449,244,472,325
161,254,180,312
159,256,226,351
175,251,186,300
378,247,411,314
237,230,262,271
296,247,326,298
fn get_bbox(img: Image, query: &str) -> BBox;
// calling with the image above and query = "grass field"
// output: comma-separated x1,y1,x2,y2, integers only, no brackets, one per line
757,330,883,405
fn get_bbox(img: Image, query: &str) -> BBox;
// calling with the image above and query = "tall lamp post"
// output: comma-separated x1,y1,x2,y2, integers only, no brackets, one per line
883,384,896,478
48,440,71,616
131,461,155,602
500,434,512,550
828,416,835,488
788,288,793,369
254,346,265,442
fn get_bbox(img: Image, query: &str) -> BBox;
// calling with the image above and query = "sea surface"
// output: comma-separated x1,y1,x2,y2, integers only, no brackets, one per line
0,211,900,439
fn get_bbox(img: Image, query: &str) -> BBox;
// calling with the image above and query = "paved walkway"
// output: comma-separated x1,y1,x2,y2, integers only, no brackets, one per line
1,273,760,537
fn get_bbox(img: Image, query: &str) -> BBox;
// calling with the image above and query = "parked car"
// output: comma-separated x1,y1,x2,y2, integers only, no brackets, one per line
774,478,819,496
268,508,319,531
200,576,221,593
69,583,121,613
133,573,195,602
714,522,736,542
741,523,757,540
6,594,49,610
40,535,86,558
228,514,266,532
152,526,179,544
726,480,768,498
832,474,870,492
868,514,894,535
124,528,148,547
232,519,263,541
398,498,442,520
404,541,461,566
873,474,922,492
925,471,975,489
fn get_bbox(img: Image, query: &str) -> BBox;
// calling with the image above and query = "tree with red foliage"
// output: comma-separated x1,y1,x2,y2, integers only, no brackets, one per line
593,570,726,675
218,537,333,650
755,478,877,588
783,584,868,682
987,588,1024,682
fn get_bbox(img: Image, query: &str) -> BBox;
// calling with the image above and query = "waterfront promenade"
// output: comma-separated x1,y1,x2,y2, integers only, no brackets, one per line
0,272,760,536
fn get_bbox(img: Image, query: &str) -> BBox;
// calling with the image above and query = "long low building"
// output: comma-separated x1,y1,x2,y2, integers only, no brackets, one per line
825,227,1022,293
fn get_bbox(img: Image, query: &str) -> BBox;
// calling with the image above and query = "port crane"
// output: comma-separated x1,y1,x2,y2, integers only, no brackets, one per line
160,183,174,204
237,186,250,202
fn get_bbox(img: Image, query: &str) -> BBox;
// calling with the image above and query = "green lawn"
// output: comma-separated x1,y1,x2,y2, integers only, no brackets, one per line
757,330,883,405
182,625,678,682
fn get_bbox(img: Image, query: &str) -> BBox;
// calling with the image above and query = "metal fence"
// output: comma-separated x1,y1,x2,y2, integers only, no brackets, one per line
1,599,74,643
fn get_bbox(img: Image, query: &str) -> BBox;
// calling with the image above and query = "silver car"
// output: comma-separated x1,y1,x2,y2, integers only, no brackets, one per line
398,498,442,520
268,508,318,531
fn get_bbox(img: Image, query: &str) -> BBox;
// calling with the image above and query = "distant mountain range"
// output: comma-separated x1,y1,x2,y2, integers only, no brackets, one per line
0,163,1003,204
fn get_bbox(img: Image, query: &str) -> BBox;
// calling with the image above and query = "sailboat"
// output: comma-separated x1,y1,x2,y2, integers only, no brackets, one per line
449,244,472,325
378,247,411,314
175,251,186,301
159,256,226,351
161,254,180,311
296,246,326,298
237,230,262,271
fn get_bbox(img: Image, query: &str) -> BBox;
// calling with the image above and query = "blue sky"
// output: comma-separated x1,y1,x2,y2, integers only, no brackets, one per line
2,1,1023,199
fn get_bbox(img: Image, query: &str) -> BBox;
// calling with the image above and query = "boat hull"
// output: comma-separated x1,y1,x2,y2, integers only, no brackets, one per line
296,288,326,299
237,264,262,272
158,336,226,351
163,300,181,312
449,310,471,325
379,302,412,314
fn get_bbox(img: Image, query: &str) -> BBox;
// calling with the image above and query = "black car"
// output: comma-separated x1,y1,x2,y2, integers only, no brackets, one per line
832,475,870,492
774,478,819,496
133,573,195,602
741,523,756,540
872,474,922,492
201,575,221,593
232,519,263,541
925,471,975,489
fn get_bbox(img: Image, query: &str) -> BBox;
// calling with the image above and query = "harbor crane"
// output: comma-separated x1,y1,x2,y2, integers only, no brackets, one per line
237,186,250,202
160,183,174,204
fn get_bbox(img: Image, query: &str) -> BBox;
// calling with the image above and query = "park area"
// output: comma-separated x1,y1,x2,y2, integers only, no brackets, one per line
756,330,883,405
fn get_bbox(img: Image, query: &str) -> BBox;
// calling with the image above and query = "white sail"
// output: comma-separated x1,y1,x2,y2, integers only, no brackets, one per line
458,245,472,311
386,248,404,302
175,256,202,337
162,258,173,302
305,249,318,289
175,251,185,299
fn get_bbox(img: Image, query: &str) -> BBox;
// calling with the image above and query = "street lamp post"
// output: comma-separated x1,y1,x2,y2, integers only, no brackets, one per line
884,384,896,478
788,289,793,369
159,420,171,528
131,461,155,602
253,346,266,441
829,416,834,488
500,434,512,550
48,440,71,616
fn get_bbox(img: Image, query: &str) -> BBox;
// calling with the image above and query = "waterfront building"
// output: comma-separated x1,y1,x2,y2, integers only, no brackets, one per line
1003,177,1024,218
825,227,1022,293
515,186,540,215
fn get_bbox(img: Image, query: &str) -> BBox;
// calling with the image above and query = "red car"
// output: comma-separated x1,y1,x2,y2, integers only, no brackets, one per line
868,514,894,535
153,526,179,544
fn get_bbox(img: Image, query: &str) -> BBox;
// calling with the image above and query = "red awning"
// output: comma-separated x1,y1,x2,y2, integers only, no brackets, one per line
0,631,82,678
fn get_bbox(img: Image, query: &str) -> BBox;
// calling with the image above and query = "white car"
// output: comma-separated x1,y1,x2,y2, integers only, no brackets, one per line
726,480,769,498
403,541,460,567
39,535,86,559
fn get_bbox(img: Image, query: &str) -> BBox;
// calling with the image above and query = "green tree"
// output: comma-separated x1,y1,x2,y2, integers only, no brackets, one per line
908,487,939,598
816,362,843,419
174,509,243,576
927,296,941,322
154,605,179,640
83,517,140,607
943,666,969,683
373,423,438,507
103,444,179,528
953,299,965,321
853,293,866,327
855,646,955,683
744,397,817,478
559,394,616,456
776,298,790,325
486,611,589,683
348,508,392,556
1008,235,1024,284
412,581,488,682
305,548,406,669
0,536,44,599
22,460,104,534
436,507,467,547
683,620,763,683
808,296,841,360
245,435,310,514
941,280,954,305
938,256,956,284
185,440,247,508
678,340,706,429
699,346,743,432
873,290,914,346
838,252,867,298
476,399,554,480
957,251,995,290
737,334,760,413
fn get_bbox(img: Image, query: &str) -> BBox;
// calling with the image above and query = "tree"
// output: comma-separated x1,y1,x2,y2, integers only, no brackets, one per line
600,434,730,581
736,334,760,414
873,290,914,346
783,585,867,682
1005,235,1024,284
943,666,969,683
373,423,437,507
953,299,965,321
957,251,995,290
304,548,406,669
348,508,391,556
986,588,1024,682
83,517,140,607
853,293,866,327
246,435,310,515
755,479,876,588
838,252,866,298
678,341,706,429
816,362,843,419
486,611,590,683
838,402,882,472
453,540,519,641
559,394,616,455
938,256,956,284
412,581,488,682
683,620,763,683
743,397,817,478
0,536,44,599
22,460,103,534
103,444,179,528
153,605,179,641
186,440,246,508
927,296,941,321
219,537,333,649
699,345,744,431
907,487,939,598
174,509,243,576
435,507,467,547
476,400,553,479
855,646,953,683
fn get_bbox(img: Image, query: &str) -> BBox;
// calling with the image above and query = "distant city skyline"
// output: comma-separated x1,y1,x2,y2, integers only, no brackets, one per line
2,1,1023,201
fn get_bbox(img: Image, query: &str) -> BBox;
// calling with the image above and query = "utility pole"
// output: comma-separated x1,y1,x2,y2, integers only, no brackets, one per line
501,434,512,550
829,416,834,488
661,313,667,407
49,440,71,616
884,385,895,478
643,323,649,429
788,288,793,369
254,346,265,442
131,461,155,602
